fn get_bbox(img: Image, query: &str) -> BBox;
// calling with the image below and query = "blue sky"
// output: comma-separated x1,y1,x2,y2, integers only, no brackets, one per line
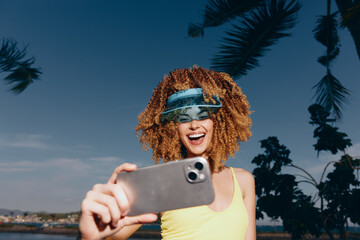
0,0,359,217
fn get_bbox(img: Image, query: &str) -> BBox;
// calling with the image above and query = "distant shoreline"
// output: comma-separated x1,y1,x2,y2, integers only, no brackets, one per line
2,226,360,239
0,227,292,239
0,225,161,238
0,225,78,236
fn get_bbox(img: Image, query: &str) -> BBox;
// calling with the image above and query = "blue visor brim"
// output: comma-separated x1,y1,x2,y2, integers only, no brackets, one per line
161,88,222,115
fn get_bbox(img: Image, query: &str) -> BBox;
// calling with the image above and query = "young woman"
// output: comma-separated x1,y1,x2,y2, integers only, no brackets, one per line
78,66,256,240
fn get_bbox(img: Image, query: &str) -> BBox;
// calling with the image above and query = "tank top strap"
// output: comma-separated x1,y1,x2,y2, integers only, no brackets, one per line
229,167,242,200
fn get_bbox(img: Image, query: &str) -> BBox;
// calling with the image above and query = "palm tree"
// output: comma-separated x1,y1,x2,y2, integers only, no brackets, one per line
189,0,301,79
336,0,360,61
312,0,350,120
0,38,41,94
188,0,359,121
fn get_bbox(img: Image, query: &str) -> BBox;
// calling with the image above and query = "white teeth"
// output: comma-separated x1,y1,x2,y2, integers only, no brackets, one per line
189,133,205,139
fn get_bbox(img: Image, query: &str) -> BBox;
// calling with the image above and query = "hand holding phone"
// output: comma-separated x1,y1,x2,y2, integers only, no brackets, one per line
79,163,157,240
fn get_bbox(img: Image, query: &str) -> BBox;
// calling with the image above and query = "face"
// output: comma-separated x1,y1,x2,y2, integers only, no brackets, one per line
177,106,214,158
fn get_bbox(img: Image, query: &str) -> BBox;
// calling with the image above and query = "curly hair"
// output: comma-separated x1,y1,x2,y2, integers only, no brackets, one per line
135,66,252,172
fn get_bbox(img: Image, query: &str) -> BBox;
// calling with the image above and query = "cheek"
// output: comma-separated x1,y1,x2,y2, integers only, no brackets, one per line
205,120,214,136
177,125,187,144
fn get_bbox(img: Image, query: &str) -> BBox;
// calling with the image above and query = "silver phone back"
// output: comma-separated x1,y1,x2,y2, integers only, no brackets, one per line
116,157,215,216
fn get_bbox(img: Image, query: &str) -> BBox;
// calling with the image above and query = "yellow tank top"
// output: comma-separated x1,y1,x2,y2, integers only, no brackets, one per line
161,167,249,240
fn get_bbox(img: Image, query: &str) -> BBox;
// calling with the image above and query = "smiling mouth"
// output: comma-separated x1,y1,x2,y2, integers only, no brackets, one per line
188,133,205,143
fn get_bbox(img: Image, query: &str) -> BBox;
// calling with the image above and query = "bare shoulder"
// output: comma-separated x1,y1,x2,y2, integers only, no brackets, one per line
231,167,255,197
232,167,254,183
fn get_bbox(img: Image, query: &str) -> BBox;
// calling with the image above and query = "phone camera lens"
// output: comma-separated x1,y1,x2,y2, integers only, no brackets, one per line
188,171,197,181
195,162,203,171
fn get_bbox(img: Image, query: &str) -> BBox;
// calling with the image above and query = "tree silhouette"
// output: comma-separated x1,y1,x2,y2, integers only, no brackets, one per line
0,38,41,94
252,136,321,240
318,155,360,240
308,104,351,155
253,104,360,239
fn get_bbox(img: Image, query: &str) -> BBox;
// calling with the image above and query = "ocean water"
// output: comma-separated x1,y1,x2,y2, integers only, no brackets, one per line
0,233,159,240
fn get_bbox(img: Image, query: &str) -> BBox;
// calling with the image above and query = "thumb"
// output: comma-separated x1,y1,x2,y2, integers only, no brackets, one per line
122,213,158,226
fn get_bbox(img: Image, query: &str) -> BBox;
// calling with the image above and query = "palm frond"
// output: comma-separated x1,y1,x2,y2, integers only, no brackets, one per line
188,23,205,37
312,71,350,120
0,38,27,71
5,64,42,94
340,2,360,28
188,0,262,37
0,38,42,94
313,12,340,61
211,0,301,79
317,47,340,66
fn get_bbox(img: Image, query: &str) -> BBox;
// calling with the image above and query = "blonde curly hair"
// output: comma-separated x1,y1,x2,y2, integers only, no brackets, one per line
136,66,252,172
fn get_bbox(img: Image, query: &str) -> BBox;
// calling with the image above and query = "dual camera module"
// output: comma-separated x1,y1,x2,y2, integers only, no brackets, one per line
185,161,205,183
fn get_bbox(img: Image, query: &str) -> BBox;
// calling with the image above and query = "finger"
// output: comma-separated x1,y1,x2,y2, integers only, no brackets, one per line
86,190,121,227
82,199,112,224
92,184,130,217
122,213,158,227
108,163,137,184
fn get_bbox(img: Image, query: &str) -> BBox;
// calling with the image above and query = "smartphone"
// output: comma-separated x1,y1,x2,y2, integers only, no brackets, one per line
116,157,215,216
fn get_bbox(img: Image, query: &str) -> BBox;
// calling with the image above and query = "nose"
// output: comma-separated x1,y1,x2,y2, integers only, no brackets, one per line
189,120,200,129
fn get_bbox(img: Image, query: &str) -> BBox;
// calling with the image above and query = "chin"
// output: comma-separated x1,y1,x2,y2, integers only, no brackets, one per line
187,150,207,158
